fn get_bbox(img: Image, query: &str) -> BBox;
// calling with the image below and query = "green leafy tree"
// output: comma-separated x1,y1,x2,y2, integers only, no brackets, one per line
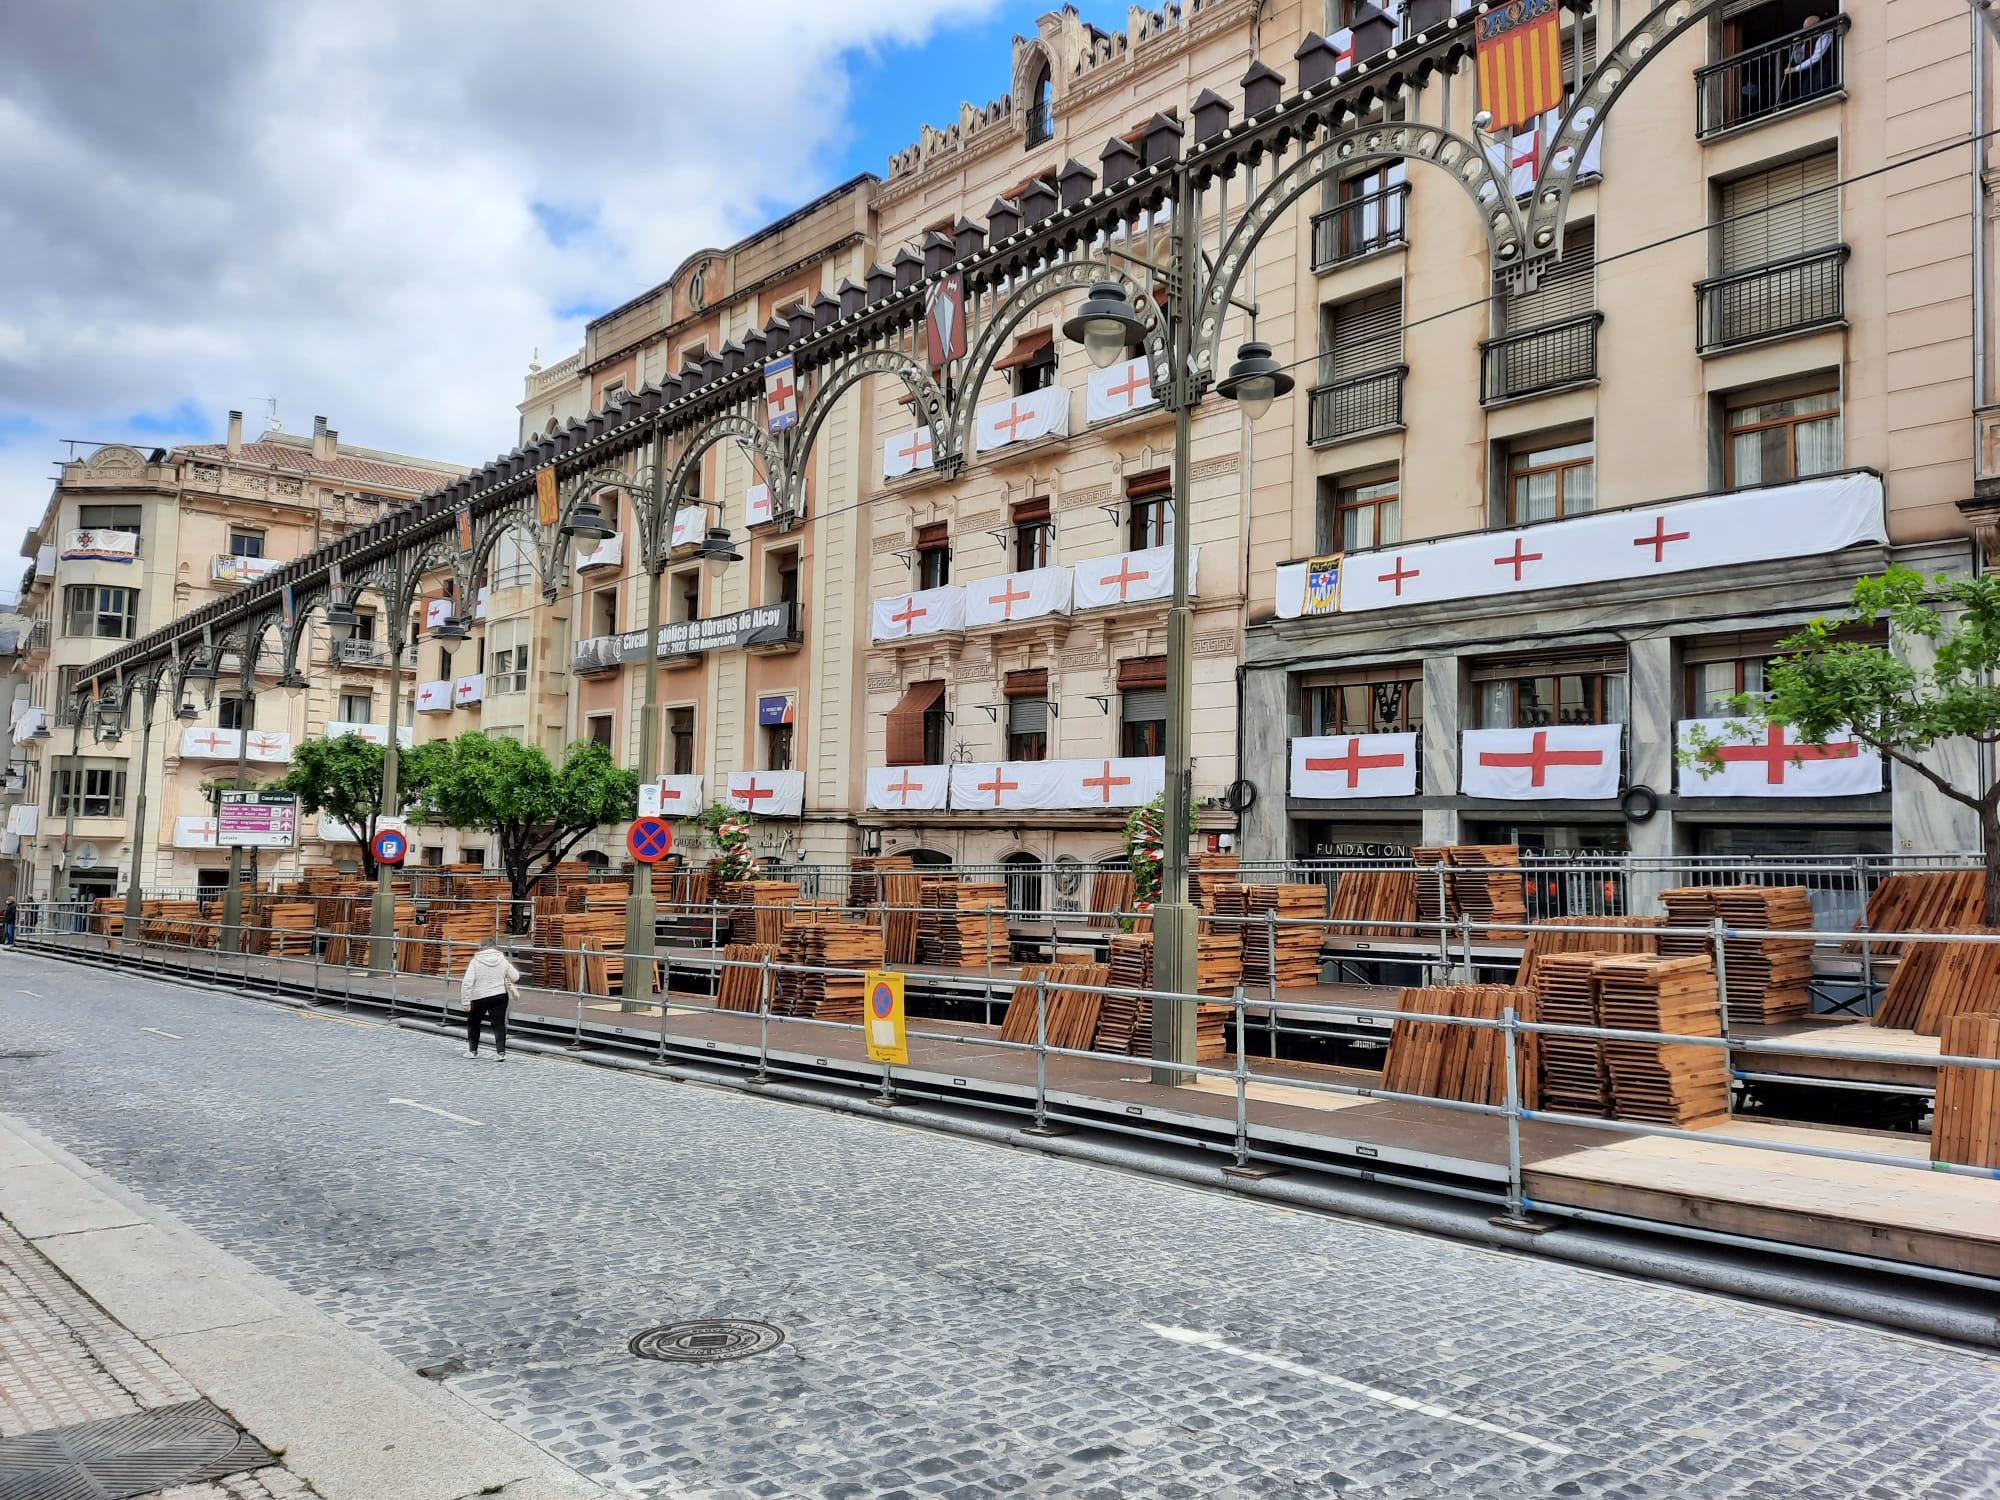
272,733,393,877
1682,565,2000,921
400,732,638,908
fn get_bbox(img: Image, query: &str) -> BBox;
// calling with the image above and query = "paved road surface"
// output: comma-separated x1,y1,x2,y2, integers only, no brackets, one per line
2,950,1996,1499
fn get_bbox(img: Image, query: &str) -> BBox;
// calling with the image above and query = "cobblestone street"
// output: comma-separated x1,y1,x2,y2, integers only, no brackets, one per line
3,950,1997,1500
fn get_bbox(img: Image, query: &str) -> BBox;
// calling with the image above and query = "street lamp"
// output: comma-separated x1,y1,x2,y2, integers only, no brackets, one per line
1216,340,1295,423
323,600,360,640
561,496,617,541
697,526,742,574
175,700,198,723
1062,283,1147,370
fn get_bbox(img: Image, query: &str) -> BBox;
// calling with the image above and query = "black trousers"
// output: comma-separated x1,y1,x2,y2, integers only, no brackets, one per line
467,994,509,1055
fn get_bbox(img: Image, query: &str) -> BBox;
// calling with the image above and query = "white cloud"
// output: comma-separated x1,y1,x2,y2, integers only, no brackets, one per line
0,0,997,554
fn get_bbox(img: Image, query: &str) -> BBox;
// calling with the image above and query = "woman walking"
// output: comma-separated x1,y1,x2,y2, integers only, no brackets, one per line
460,938,521,1060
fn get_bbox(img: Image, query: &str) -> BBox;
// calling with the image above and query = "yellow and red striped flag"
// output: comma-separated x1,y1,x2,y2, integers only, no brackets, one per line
1477,0,1564,136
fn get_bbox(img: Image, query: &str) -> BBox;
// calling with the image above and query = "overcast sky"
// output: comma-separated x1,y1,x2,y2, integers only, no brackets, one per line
0,2,1128,571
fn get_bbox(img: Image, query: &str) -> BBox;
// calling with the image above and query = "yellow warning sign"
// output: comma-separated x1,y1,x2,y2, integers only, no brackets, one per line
862,969,907,1065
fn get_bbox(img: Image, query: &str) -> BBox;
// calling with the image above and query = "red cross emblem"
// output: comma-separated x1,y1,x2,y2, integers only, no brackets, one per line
890,596,927,633
658,784,685,803
897,429,932,466
1634,517,1691,564
887,772,926,805
1100,558,1151,600
735,779,777,808
191,731,232,754
248,734,281,755
1478,730,1604,787
1493,538,1544,583
767,373,794,407
1080,760,1133,802
1377,556,1420,596
188,821,215,843
1512,129,1542,177
1304,738,1407,789
993,402,1037,443
1715,724,1859,785
976,768,1019,806
988,579,1033,618
1105,365,1149,408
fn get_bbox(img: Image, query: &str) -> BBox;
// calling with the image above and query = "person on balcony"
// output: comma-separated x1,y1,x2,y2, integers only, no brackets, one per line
1779,17,1834,106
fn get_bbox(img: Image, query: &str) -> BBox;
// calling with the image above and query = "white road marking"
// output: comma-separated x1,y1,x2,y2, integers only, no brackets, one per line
141,1027,183,1040
1146,1323,1572,1456
388,1099,484,1127
18,990,43,998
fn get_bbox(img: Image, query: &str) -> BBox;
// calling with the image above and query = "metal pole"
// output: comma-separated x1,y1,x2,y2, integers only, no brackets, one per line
1232,985,1250,1170
1711,915,1736,1115
122,692,155,944
751,953,772,1085
1030,972,1051,1133
56,706,83,906
370,606,406,972
1498,1005,1531,1225
627,439,668,1003
1151,177,1199,1086
219,661,253,954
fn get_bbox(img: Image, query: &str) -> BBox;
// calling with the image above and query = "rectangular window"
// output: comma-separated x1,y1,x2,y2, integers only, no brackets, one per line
765,722,794,771
1126,472,1171,550
587,713,614,750
669,707,696,775
600,381,625,409
337,692,373,723
50,758,127,818
1317,473,1401,554
1304,675,1423,736
62,585,138,640
228,528,265,558
492,528,535,590
1719,151,1839,274
764,546,801,607
916,522,951,589
218,693,254,731
437,645,454,683
1004,668,1049,761
1507,436,1595,525
489,619,530,695
1319,287,1403,385
590,588,618,637
77,504,142,537
1319,163,1408,261
1475,664,1628,728
1725,385,1841,485
672,570,701,625
1013,497,1052,572
1687,657,1769,716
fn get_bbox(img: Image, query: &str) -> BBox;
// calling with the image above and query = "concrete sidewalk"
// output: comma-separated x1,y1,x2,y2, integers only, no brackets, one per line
0,1112,612,1500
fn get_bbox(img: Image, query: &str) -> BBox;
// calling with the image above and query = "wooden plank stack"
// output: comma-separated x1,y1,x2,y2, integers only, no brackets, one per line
1875,932,2000,1035
1533,953,1613,1117
1087,869,1136,927
1326,869,1420,940
1657,885,1813,1023
1190,854,1240,912
715,944,780,1012
1933,1012,2000,1167
1594,955,1730,1127
1512,915,1658,988
774,915,883,1021
1845,870,1984,955
918,883,1009,968
1381,985,1538,1108
1412,845,1526,936
998,964,1110,1050
1224,884,1328,989
1091,934,1229,1059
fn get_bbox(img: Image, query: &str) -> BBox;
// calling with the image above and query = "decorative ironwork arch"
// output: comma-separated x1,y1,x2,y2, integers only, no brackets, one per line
788,348,953,504
660,414,783,533
542,463,639,585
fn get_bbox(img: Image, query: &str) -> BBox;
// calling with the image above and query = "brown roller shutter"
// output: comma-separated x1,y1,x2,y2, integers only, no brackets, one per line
1127,469,1171,498
886,680,945,766
1117,655,1167,689
915,522,948,548
1004,667,1048,696
1012,495,1050,523
994,327,1054,370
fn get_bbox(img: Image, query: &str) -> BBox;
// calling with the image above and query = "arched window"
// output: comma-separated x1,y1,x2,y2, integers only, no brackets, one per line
1002,851,1045,918
1025,60,1053,147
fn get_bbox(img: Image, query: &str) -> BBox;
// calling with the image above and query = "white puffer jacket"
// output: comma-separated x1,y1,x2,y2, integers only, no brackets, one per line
460,947,520,1003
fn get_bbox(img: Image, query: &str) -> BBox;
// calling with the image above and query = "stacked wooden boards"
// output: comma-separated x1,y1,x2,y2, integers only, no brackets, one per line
1657,885,1813,1023
1874,932,2000,1036
848,856,923,964
1325,869,1420,940
1933,1013,2000,1167
1380,985,1538,1108
715,943,780,1011
774,915,884,1021
1534,953,1614,1116
1530,952,1730,1125
918,883,1009,968
1413,845,1527,937
1086,869,1136,926
1218,884,1328,989
1093,934,1229,1058
1846,870,1984,954
997,964,1111,1050
1512,915,1658,988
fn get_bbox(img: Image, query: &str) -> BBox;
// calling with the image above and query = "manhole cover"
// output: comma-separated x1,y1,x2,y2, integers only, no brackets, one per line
0,1398,276,1499
629,1319,785,1363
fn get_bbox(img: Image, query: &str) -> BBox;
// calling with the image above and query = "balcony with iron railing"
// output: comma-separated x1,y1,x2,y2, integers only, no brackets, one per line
1696,245,1849,353
327,638,414,670
1308,365,1406,447
1479,312,1603,405
1025,97,1054,147
1695,15,1848,139
1310,183,1410,272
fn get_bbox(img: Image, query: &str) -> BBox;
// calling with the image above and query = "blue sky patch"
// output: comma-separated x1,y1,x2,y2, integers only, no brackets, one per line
0,412,46,447
532,201,599,249
125,398,208,436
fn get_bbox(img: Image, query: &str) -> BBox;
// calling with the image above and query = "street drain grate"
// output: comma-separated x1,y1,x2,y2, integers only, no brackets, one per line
0,1398,276,1499
0,1049,53,1060
629,1319,785,1364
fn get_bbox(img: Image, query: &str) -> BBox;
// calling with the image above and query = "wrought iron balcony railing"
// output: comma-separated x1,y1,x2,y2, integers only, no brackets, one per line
1308,365,1406,446
1479,312,1603,405
1310,182,1410,271
1696,245,1849,353
1695,15,1848,139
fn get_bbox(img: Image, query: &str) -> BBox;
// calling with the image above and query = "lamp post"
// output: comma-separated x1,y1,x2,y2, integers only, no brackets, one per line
362,594,407,971
119,685,157,939
217,655,254,955
55,696,85,908
1063,213,1291,1084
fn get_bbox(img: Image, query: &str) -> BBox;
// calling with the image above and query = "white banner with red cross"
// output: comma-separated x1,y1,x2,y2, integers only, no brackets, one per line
1050,756,1165,809
1675,719,1881,798
1484,105,1603,198
638,775,705,818
415,680,453,713
963,566,1072,628
1074,545,1200,610
946,757,1164,811
745,483,775,527
1086,356,1159,422
1314,472,1886,617
172,815,221,849
870,585,966,642
726,770,804,817
974,388,1070,453
671,506,707,548
866,765,949,811
1462,725,1623,800
883,426,936,479
1291,733,1418,799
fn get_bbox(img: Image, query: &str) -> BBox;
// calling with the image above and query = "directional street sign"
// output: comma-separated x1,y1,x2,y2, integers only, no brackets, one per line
371,827,408,865
627,817,673,865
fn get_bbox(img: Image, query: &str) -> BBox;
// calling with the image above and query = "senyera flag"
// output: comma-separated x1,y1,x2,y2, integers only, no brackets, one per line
1477,0,1564,135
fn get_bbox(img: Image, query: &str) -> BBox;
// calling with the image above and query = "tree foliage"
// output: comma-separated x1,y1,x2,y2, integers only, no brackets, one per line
1682,565,2000,919
273,732,393,877
400,732,638,905
693,801,759,883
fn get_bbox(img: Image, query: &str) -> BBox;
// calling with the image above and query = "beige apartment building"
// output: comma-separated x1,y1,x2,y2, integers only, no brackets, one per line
8,418,462,898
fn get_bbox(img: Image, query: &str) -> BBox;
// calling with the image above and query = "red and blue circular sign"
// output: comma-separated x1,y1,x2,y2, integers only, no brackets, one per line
627,817,673,864
371,827,407,865
871,980,896,1019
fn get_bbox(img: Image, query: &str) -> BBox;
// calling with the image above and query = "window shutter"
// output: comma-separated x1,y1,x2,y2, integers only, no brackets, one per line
1007,696,1048,735
1121,687,1167,722
1117,655,1167,689
1504,226,1596,331
1004,667,1048,696
1012,495,1051,524
1126,469,1171,499
886,680,945,766
1720,153,1839,273
915,522,948,549
995,327,1055,370
1326,288,1404,380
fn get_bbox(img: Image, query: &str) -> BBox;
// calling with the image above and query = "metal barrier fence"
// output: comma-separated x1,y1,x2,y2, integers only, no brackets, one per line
19,901,2000,1294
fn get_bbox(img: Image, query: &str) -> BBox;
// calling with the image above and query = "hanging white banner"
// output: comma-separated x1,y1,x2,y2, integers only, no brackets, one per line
318,814,411,846
1051,756,1165,809
1316,473,1886,617
1085,356,1158,422
883,426,936,479
671,507,706,548
950,761,1059,811
424,597,454,629
7,804,40,836
326,721,414,749
726,770,804,817
415,680,452,713
1484,105,1603,198
974,387,1070,453
746,483,774,527
1291,733,1419,799
638,775,705,817
870,585,966,642
178,726,242,760
243,730,293,764
1462,725,1623,801
172,815,221,849
866,765,950,811
963,566,1072,628
1074,545,1199,610
453,673,485,708
1675,719,1882,798
947,758,1165,811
